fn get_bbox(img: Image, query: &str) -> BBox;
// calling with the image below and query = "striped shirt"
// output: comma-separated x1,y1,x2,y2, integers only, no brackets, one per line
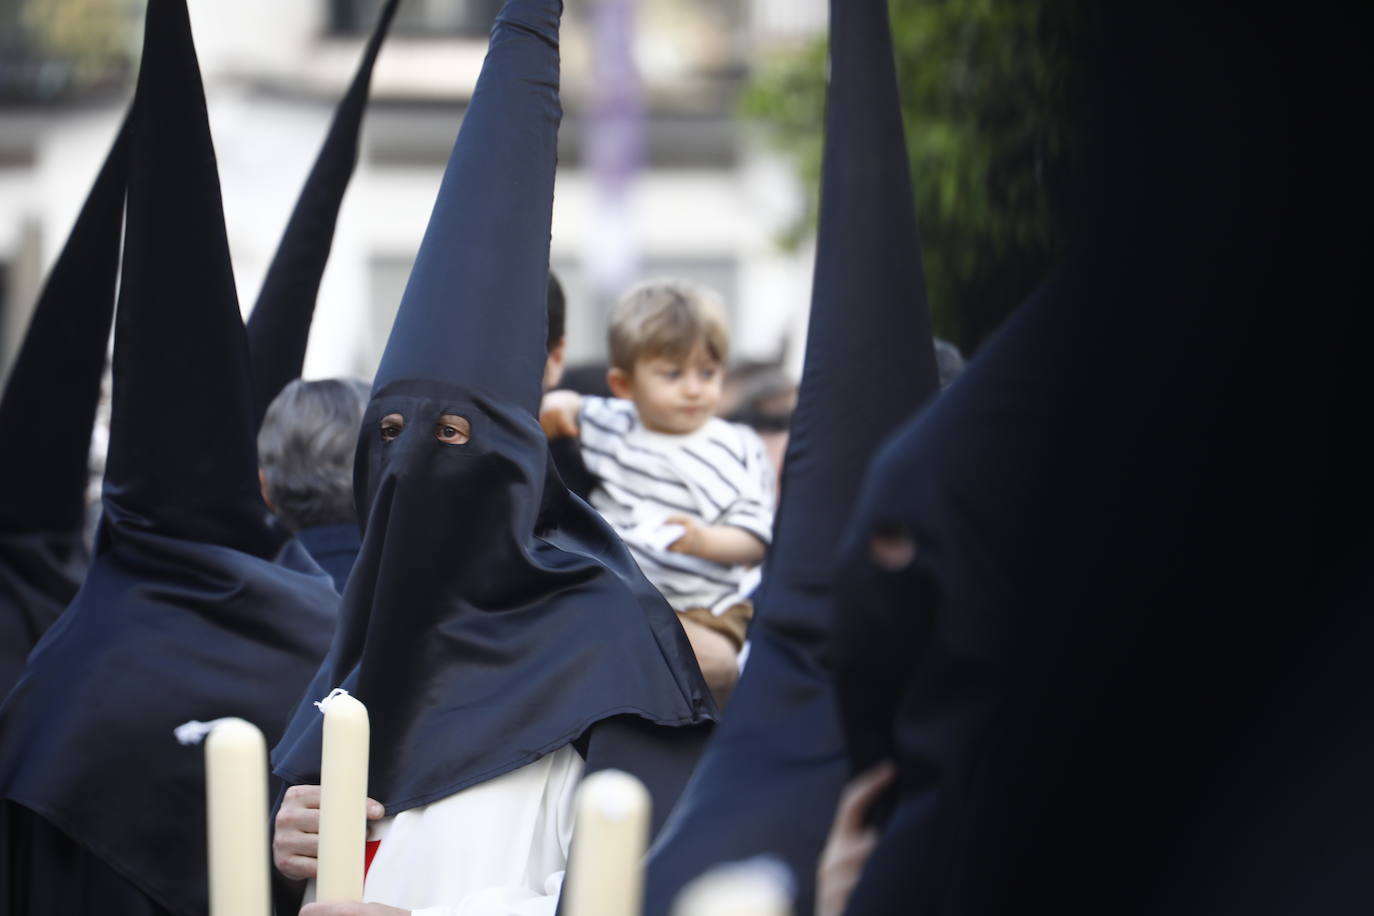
579,396,776,615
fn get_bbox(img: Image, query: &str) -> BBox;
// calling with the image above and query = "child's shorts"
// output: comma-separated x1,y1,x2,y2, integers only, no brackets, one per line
679,601,753,653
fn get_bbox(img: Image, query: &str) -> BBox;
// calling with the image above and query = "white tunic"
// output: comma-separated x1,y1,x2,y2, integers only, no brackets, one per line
307,745,584,915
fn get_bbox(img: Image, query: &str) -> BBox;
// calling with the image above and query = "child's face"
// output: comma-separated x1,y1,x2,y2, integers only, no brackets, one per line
616,345,724,435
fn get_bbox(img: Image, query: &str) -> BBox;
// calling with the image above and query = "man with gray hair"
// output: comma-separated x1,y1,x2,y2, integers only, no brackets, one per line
257,377,370,592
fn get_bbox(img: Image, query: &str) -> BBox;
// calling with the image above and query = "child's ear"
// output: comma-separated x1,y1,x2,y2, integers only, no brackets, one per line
607,367,634,400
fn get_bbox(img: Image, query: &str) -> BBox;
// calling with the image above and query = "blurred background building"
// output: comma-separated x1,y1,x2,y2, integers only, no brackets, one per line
0,0,829,386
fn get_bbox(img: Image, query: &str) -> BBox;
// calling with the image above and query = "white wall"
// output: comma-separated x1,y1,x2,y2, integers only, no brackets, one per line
2,0,821,387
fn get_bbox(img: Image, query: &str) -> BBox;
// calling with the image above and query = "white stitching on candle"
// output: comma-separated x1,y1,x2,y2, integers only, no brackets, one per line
174,718,238,745
314,687,351,713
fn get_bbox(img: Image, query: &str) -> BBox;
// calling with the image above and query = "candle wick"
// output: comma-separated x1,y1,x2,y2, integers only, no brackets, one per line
314,687,352,713
174,717,238,746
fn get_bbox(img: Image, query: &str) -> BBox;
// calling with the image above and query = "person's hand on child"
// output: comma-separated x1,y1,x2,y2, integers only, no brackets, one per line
816,760,897,916
538,389,582,439
273,784,386,881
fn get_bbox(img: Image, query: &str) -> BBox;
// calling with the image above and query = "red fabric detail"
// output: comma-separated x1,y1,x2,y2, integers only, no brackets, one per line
364,839,381,878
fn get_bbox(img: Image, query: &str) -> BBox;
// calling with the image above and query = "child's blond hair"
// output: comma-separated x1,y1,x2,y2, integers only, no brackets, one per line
608,280,730,373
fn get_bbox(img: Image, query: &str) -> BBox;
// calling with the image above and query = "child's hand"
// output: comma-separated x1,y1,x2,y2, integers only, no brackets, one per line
665,515,703,556
665,516,766,567
539,389,582,439
273,784,385,881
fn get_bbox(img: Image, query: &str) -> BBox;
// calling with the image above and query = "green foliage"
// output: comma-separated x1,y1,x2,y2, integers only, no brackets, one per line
18,0,136,95
741,0,1098,352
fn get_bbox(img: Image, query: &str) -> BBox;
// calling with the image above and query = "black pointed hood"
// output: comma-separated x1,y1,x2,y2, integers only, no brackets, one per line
644,0,938,910
749,0,938,647
245,0,399,426
273,0,715,819
827,6,1357,912
98,0,267,553
369,0,557,415
0,3,335,913
0,114,128,698
0,114,128,537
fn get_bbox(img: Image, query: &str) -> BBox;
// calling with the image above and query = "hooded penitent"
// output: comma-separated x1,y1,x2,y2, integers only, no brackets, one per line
641,0,938,911
272,0,713,822
829,6,1363,914
245,0,398,426
0,2,336,914
0,115,127,699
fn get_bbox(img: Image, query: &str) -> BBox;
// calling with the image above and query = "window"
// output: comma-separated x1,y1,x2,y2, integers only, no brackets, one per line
328,0,504,38
362,254,739,371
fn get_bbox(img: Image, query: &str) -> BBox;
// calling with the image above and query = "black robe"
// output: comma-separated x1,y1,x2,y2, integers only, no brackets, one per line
295,522,363,594
830,7,1366,913
0,803,165,916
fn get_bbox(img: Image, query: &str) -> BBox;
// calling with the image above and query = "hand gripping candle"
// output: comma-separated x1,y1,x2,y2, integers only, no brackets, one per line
173,717,272,916
563,769,651,916
315,689,371,902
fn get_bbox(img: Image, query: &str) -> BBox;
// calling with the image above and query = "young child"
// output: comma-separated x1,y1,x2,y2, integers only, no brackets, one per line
541,279,776,703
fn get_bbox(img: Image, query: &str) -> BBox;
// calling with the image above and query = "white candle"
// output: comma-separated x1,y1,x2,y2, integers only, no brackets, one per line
204,718,270,916
671,860,793,916
315,691,371,903
563,769,651,916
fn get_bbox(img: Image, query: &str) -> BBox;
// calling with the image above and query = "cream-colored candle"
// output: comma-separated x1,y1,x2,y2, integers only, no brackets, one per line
204,718,270,916
671,860,793,916
563,769,651,916
315,690,370,903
